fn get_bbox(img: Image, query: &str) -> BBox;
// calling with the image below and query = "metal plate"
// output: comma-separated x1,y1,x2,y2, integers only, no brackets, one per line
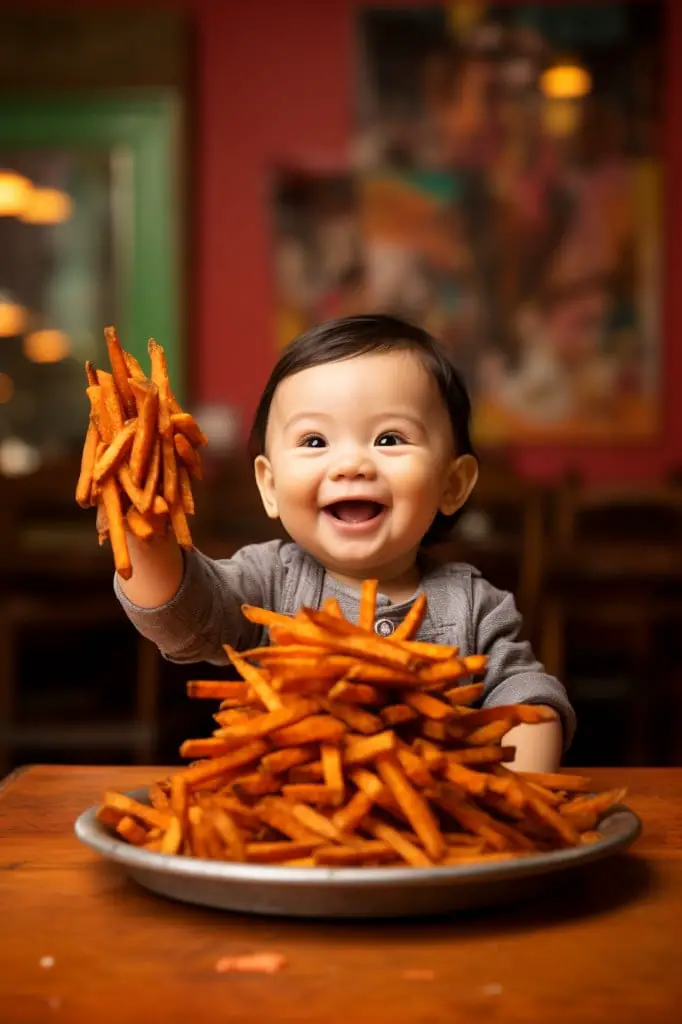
75,788,641,919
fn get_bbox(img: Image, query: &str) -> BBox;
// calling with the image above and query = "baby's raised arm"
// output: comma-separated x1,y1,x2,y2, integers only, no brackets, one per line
118,531,185,609
114,538,289,665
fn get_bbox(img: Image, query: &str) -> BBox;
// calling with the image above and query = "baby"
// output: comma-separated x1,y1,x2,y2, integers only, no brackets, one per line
116,314,575,771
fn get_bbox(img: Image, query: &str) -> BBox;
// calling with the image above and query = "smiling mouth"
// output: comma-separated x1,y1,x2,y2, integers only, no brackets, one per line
323,500,386,524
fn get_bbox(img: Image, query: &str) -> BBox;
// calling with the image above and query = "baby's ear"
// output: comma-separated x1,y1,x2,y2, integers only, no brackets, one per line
439,454,478,516
254,455,280,519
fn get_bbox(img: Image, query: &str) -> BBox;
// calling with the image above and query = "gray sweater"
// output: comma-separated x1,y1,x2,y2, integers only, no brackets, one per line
115,539,576,746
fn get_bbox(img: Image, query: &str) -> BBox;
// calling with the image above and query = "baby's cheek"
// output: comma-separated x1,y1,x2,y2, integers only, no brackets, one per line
275,458,317,490
390,460,440,498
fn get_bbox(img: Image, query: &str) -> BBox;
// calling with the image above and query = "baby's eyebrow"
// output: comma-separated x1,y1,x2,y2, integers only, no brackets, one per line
380,412,425,426
281,411,331,431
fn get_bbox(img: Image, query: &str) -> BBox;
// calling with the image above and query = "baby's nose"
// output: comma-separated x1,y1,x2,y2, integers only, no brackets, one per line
328,450,377,481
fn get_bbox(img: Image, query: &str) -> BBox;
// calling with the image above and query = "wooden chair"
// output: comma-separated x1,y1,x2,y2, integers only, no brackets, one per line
539,475,682,765
0,459,160,775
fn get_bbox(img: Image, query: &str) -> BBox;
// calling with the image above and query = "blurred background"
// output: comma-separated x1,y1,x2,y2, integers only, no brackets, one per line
0,0,680,775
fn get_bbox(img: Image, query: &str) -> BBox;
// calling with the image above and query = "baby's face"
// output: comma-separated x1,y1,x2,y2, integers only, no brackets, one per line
255,349,473,582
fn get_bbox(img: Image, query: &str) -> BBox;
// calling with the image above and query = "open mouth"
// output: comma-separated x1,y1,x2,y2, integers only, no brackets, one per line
322,500,386,525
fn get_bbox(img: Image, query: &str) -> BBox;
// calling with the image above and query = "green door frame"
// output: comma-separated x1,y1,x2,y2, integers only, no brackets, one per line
0,92,182,398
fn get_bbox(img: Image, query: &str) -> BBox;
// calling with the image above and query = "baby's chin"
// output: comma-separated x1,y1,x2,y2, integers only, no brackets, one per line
308,539,415,580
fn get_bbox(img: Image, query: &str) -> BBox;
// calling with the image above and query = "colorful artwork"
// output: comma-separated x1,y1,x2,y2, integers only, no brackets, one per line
271,171,365,350
272,3,662,443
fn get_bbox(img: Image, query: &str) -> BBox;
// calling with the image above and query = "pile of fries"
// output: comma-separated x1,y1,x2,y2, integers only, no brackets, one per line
76,326,207,578
98,585,626,868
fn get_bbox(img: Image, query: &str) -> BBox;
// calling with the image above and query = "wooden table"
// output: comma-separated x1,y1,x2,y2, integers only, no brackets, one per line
1,766,681,1024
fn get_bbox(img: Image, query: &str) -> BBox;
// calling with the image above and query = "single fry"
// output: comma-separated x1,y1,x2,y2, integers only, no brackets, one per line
161,435,178,506
446,745,516,766
328,680,381,705
261,746,317,775
519,771,592,793
93,419,138,483
270,715,347,748
178,465,196,515
245,841,318,863
100,477,131,579
174,432,203,480
358,578,378,631
86,385,112,444
376,754,446,861
96,500,109,544
129,379,158,485
180,737,235,759
231,772,280,799
391,592,427,640
343,731,397,766
160,817,183,855
85,359,98,388
314,841,396,866
331,791,373,833
101,792,171,831
365,817,433,867
171,411,208,447
405,691,454,721
180,740,267,789
321,743,345,805
140,438,162,515
444,683,485,705
116,815,149,846
462,719,515,747
169,497,193,551
75,420,99,507
289,761,323,783
187,680,253,701
289,802,349,844
96,369,124,436
104,325,136,418
323,698,383,735
281,784,340,805
380,704,418,726
224,647,283,710
124,351,146,380
214,699,318,742
148,337,173,437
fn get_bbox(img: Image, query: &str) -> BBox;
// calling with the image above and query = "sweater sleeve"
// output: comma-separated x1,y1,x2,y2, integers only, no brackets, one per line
472,577,576,749
113,539,290,665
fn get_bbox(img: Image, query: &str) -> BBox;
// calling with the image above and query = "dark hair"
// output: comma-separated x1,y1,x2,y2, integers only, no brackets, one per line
249,314,477,545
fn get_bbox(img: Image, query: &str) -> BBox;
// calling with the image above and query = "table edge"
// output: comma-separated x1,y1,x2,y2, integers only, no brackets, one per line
0,763,33,797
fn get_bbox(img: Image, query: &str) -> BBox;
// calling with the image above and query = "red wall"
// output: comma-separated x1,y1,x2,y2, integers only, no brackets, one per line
6,0,679,482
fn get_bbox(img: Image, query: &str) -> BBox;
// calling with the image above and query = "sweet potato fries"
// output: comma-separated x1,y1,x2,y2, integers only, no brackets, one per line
98,586,626,867
76,326,207,577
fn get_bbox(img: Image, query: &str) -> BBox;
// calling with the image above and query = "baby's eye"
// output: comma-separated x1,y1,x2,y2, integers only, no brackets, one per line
298,434,327,449
375,431,407,447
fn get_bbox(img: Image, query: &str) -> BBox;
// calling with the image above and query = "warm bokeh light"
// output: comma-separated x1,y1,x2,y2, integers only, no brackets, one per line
0,170,33,216
0,371,14,404
23,329,71,363
0,295,28,337
20,187,74,225
540,63,592,101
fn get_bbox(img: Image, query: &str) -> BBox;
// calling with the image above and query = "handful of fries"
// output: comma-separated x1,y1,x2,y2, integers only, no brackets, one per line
75,326,207,579
98,585,626,868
